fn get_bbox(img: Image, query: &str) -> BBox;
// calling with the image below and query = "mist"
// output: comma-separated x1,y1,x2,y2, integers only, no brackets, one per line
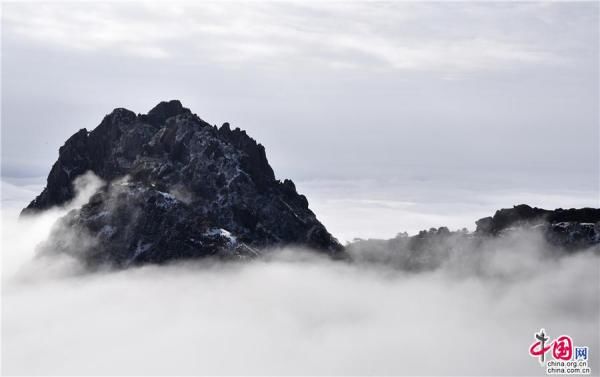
2,179,598,375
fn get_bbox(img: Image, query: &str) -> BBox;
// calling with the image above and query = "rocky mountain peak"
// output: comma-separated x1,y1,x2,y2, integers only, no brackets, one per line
144,99,191,126
25,100,344,267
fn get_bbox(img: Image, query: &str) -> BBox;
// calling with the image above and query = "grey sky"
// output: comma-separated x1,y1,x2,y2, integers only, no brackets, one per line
1,2,598,185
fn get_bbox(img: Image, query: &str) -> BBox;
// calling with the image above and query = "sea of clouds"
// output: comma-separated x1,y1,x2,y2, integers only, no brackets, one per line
2,176,599,375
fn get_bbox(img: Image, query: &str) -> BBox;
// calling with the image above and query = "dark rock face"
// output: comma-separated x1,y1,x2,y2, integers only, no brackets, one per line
475,204,600,234
475,204,600,247
25,100,344,267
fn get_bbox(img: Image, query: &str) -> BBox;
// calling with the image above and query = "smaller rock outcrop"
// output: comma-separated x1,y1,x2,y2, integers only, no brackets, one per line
347,205,599,272
475,204,600,248
475,204,600,234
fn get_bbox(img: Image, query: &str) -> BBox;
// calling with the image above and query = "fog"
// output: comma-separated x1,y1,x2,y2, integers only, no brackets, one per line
2,180,599,375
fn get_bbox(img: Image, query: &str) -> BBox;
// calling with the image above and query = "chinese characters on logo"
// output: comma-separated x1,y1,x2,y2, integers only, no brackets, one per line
528,328,591,375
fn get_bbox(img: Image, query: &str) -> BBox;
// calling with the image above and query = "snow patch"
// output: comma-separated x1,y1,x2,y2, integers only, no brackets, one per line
157,191,176,200
129,240,152,263
62,166,73,178
98,225,116,239
206,228,237,245
156,191,178,208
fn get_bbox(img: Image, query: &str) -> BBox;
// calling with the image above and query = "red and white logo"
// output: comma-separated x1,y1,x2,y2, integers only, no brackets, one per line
528,328,591,375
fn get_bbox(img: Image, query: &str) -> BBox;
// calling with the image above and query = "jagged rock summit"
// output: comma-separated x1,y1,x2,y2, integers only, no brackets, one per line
476,204,600,248
25,100,344,267
475,204,600,235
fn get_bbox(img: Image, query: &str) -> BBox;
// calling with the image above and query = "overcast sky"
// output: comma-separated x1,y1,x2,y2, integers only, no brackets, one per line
1,2,598,187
